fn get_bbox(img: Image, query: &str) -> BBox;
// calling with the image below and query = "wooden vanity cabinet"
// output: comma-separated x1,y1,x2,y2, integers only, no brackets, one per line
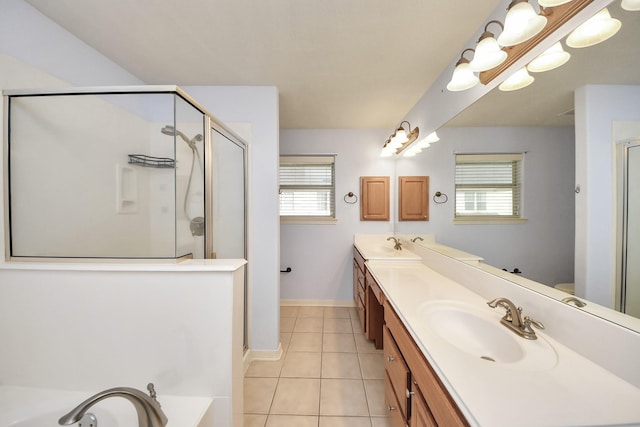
411,383,438,427
353,247,367,332
366,267,384,349
384,301,469,427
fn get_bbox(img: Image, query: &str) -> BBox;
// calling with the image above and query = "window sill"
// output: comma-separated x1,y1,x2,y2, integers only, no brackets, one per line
453,217,528,225
280,217,338,225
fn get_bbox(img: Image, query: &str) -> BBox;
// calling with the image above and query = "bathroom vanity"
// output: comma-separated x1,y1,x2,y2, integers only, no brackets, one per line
354,234,640,427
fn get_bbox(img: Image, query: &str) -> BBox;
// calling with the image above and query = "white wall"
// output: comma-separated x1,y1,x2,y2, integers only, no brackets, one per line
281,126,575,302
280,129,397,302
574,85,640,307
183,86,280,353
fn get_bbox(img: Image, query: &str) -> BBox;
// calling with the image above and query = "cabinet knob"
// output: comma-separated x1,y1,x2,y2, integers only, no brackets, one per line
405,389,415,398
388,405,397,412
386,355,395,362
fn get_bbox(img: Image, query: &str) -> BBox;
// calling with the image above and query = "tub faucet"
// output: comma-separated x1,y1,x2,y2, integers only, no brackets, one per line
387,236,402,250
59,383,168,427
487,297,544,340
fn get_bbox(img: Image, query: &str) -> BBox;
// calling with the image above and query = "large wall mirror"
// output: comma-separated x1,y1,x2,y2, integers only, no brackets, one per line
395,0,640,332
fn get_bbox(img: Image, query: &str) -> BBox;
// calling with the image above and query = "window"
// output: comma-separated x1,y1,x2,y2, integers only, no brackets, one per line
455,153,524,223
279,155,336,224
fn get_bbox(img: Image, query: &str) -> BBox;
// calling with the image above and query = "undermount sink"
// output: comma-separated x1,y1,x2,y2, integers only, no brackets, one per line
418,301,558,371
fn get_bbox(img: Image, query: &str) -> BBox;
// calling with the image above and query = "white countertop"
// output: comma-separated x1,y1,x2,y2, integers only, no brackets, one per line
367,261,640,427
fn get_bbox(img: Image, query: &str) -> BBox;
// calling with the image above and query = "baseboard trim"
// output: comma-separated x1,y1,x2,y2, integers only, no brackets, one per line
243,344,284,374
280,299,355,307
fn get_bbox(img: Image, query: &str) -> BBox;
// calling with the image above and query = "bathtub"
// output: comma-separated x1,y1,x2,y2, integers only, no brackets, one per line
0,385,213,427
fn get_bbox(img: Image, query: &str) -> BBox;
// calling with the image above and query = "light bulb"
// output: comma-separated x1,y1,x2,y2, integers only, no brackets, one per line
499,67,535,91
469,35,508,71
447,61,479,92
498,1,548,47
566,8,621,48
527,41,571,72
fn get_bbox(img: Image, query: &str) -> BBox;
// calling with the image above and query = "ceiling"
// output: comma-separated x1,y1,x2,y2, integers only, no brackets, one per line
24,0,502,129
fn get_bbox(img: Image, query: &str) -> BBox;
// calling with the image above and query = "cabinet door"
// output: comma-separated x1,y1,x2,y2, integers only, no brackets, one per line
411,383,437,427
385,372,409,427
383,326,410,418
361,176,390,221
399,176,429,221
366,267,384,349
353,259,360,304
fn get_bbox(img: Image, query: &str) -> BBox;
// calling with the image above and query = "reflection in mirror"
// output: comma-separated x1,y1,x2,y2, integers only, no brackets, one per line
396,1,640,331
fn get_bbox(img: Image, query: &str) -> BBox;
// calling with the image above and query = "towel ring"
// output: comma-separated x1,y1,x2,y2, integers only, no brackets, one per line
433,191,448,204
344,192,358,204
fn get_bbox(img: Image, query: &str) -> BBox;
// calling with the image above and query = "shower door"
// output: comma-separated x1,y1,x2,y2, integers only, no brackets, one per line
621,141,640,318
208,123,248,349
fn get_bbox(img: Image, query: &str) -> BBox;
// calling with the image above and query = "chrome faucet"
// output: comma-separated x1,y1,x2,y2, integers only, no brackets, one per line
411,236,424,243
387,236,402,250
59,383,168,427
487,297,544,340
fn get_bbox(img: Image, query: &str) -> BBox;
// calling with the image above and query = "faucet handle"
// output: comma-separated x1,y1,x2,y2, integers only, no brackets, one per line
147,383,161,407
522,316,544,331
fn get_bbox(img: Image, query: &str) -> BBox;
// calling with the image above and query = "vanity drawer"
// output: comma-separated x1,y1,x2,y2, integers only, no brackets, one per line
384,325,409,418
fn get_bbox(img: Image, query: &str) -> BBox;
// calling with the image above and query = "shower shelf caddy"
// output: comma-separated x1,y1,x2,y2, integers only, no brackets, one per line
127,154,175,169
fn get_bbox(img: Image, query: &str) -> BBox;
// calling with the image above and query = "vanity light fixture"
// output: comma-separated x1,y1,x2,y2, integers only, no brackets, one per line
380,138,396,157
416,139,431,149
425,131,440,143
538,0,575,7
446,49,479,92
497,0,548,47
469,21,508,72
621,0,640,11
527,41,571,72
566,7,621,48
390,122,410,147
403,146,423,157
380,121,420,157
499,67,535,91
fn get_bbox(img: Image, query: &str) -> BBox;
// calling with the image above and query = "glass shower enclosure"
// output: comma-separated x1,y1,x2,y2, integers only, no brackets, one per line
3,86,247,262
618,138,640,318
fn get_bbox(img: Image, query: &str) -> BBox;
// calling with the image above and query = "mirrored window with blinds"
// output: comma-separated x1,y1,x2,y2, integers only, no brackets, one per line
454,153,525,223
279,155,336,224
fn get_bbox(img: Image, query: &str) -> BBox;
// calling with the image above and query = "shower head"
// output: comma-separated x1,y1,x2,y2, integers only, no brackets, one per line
160,125,202,149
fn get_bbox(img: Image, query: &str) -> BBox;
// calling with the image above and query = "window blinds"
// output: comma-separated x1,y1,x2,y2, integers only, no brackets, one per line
279,156,335,218
455,154,523,218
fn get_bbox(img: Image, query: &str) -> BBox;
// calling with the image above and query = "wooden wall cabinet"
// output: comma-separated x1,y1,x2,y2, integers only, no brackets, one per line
361,176,390,221
399,176,429,221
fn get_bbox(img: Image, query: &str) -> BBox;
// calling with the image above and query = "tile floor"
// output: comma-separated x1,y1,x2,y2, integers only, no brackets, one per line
244,305,391,427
